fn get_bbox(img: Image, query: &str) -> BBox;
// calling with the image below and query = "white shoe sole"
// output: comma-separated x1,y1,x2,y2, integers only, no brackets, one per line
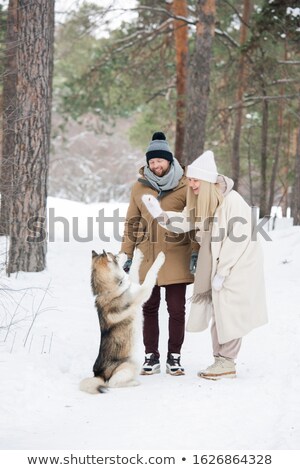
198,372,236,380
140,367,161,376
166,368,185,376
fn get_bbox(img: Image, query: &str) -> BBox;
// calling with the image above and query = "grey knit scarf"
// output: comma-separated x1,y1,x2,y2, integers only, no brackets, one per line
144,158,184,194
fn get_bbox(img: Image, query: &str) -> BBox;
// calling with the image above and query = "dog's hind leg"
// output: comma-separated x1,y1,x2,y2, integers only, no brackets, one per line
108,362,139,388
129,248,143,284
79,376,107,394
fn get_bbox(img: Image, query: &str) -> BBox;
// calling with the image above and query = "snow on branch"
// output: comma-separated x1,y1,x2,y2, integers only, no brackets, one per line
215,28,239,48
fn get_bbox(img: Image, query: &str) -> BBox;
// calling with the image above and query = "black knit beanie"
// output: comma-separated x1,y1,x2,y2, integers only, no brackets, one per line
146,132,173,163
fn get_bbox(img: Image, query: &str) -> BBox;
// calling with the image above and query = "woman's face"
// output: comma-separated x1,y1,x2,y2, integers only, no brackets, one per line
188,178,201,195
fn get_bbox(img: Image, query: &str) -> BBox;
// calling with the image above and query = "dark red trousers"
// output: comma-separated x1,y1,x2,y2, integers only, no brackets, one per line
142,283,187,358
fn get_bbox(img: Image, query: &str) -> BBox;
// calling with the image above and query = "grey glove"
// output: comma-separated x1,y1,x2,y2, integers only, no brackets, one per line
123,258,132,273
190,252,198,274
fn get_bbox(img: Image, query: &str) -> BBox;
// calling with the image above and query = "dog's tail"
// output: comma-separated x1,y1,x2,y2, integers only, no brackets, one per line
79,376,107,394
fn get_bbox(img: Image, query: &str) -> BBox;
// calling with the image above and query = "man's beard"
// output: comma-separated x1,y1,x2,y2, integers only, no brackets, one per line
153,167,170,177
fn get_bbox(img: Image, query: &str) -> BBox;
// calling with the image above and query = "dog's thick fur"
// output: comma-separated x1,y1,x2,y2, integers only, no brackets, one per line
79,249,165,394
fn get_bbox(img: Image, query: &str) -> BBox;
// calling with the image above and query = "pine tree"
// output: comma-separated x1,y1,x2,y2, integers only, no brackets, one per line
7,0,55,273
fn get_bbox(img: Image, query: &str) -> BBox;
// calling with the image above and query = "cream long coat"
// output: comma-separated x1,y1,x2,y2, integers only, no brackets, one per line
164,190,268,343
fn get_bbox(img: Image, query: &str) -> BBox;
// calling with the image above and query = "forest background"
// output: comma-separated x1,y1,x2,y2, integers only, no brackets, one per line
0,0,299,274
1,2,300,455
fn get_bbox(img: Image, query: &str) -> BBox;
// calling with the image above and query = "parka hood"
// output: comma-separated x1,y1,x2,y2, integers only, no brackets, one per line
216,174,234,196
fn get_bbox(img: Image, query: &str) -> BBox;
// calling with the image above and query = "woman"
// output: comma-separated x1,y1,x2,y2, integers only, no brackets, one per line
142,150,268,380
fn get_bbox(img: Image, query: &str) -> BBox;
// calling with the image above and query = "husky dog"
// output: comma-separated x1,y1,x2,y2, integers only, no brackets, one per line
79,249,165,394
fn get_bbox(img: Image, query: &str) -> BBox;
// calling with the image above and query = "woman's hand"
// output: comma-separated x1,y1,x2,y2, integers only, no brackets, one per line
212,274,225,291
142,194,164,219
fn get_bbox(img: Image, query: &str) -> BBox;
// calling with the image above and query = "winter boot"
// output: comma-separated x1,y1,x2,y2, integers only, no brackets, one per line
166,353,185,376
198,356,236,380
140,353,160,375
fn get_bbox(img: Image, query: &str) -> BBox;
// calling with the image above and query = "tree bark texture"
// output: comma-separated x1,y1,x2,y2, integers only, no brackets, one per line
281,117,291,217
173,0,188,163
7,0,55,274
182,0,216,165
259,86,269,218
267,85,284,215
231,0,251,190
246,127,254,207
0,0,18,236
292,123,300,225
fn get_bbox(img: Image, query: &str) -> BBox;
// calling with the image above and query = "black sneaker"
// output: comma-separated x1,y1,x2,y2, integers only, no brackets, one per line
166,353,185,376
140,353,160,375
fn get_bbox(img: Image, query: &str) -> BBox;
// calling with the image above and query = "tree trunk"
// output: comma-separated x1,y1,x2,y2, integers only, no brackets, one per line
0,0,18,236
182,0,216,165
281,117,291,217
231,0,251,190
7,0,55,274
268,41,288,215
246,126,254,206
173,0,188,163
292,122,300,225
267,87,284,215
259,86,269,218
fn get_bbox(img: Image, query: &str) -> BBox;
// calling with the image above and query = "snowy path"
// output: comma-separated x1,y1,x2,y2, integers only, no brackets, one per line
0,199,299,450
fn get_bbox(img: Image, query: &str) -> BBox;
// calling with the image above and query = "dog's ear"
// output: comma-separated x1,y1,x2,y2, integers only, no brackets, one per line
92,250,98,258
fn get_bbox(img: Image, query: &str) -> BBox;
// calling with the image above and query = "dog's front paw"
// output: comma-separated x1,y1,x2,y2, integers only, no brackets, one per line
117,252,127,267
156,251,165,268
134,248,144,262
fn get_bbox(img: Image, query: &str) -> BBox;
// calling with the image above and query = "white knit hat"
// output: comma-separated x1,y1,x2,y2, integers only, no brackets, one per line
186,150,218,183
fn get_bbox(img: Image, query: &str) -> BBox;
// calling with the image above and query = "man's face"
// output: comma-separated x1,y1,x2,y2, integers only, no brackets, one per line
148,158,170,177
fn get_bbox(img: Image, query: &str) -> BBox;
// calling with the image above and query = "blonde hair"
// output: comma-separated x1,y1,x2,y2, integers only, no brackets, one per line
186,180,224,226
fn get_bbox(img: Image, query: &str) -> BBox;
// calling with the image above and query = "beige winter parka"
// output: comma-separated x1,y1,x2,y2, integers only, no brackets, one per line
161,189,268,342
121,168,198,286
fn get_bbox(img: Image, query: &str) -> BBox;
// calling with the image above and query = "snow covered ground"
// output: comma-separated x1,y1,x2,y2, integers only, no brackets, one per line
0,197,300,452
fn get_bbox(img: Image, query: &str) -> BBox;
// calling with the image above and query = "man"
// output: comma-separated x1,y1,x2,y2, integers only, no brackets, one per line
121,131,198,376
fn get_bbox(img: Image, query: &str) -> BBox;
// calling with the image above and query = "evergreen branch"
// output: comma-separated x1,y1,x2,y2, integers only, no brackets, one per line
266,78,299,86
88,26,173,75
277,61,300,65
113,18,173,54
222,0,251,29
226,94,299,111
107,6,196,26
215,28,239,48
113,28,148,45
243,94,299,102
145,85,176,104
